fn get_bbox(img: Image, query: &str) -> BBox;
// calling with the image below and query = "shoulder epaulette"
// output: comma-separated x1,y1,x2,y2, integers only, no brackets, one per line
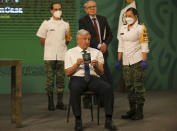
140,23,144,25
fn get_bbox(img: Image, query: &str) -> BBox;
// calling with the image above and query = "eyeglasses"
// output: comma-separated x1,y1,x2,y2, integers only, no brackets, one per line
53,8,62,11
87,6,96,9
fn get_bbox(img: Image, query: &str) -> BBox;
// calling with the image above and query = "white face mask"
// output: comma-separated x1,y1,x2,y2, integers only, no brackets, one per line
53,10,62,18
125,17,134,25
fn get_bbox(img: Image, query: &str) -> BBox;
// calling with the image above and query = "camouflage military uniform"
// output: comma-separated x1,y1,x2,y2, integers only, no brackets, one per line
36,15,71,110
118,20,149,119
44,60,65,95
123,61,145,104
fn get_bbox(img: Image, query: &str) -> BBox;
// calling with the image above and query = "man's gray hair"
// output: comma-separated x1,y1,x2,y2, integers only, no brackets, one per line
76,29,90,38
84,0,96,8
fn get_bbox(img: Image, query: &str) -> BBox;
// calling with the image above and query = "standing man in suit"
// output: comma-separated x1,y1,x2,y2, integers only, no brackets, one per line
79,0,113,108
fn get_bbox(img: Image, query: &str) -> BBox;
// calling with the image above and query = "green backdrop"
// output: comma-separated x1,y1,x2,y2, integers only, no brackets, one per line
0,0,177,93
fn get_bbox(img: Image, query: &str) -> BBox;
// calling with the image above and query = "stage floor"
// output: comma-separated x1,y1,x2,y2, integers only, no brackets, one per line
0,90,177,131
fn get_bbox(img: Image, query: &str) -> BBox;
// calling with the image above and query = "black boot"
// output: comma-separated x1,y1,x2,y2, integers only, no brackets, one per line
131,103,144,120
105,117,117,130
75,119,83,131
56,93,67,110
121,102,136,119
48,93,55,111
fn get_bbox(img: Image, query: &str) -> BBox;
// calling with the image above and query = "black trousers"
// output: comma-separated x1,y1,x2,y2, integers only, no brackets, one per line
69,76,114,118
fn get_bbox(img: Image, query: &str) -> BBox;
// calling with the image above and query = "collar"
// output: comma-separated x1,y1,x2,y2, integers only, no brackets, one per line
77,46,90,53
50,17,63,22
89,15,97,20
131,20,138,29
126,20,138,31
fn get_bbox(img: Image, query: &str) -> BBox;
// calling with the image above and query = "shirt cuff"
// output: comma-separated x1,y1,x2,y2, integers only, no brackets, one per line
118,48,123,52
141,43,149,53
36,33,46,39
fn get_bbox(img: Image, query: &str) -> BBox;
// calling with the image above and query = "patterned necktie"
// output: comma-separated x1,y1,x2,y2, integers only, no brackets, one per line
92,18,100,43
83,50,90,82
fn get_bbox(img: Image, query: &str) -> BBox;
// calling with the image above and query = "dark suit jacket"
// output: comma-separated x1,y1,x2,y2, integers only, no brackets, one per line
79,15,113,58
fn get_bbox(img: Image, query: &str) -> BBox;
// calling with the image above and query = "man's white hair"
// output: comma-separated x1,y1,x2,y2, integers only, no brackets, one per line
84,0,96,8
76,29,90,38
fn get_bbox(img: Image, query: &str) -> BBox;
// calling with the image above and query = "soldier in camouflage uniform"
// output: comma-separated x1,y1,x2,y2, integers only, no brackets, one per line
44,61,66,110
36,2,71,111
116,8,149,120
122,62,146,120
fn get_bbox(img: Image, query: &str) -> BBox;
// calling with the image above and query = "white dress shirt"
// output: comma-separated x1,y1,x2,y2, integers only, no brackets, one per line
117,21,149,65
36,17,69,60
65,46,104,77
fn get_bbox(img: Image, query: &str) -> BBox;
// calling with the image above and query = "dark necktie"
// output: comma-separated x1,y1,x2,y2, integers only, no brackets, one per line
92,18,100,43
82,50,90,82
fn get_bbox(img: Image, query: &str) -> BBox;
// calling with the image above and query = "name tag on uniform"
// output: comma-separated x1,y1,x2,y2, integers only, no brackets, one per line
49,29,55,31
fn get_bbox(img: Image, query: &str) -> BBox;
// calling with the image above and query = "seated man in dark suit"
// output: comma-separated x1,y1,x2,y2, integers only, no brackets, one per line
64,29,117,131
79,0,113,108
